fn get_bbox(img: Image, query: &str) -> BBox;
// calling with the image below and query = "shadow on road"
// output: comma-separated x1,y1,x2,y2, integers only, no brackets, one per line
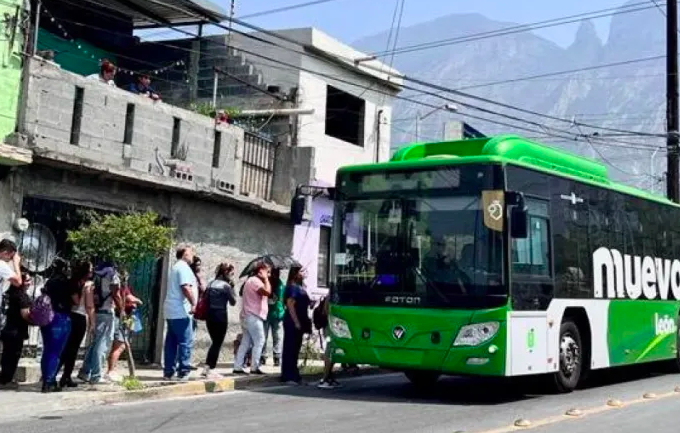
252,362,678,407
253,374,535,406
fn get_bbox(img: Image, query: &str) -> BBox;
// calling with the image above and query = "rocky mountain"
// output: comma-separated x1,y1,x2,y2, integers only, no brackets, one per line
353,1,668,189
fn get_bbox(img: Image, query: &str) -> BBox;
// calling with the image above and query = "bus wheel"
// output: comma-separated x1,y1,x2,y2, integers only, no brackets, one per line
554,320,583,393
404,370,441,387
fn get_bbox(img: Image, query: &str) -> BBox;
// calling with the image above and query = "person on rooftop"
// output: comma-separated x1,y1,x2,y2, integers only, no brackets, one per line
128,74,160,101
87,59,117,87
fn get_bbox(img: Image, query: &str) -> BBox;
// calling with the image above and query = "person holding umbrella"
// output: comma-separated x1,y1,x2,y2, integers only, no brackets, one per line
233,261,271,375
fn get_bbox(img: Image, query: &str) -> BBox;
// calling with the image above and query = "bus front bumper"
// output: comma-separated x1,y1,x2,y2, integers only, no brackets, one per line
329,334,506,377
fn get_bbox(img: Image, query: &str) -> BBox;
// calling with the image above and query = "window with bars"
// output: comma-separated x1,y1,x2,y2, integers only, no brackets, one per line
240,131,275,201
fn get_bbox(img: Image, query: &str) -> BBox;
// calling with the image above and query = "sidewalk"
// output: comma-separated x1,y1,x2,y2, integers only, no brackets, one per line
14,358,329,392
0,360,377,422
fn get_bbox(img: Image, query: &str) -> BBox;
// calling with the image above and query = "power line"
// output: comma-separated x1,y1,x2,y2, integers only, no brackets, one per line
63,0,667,149
368,1,662,58
403,74,668,137
217,9,671,138
399,55,667,100
238,0,344,19
649,0,668,16
452,56,666,91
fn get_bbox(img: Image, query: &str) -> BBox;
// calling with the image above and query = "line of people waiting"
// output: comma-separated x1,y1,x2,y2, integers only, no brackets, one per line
164,245,341,388
1,240,341,391
0,239,142,392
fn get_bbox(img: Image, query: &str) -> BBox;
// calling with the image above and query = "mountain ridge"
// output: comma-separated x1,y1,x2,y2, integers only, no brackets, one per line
352,2,668,189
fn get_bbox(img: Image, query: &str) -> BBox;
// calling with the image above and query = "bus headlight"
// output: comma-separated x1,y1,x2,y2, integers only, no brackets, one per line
330,315,352,339
453,322,500,347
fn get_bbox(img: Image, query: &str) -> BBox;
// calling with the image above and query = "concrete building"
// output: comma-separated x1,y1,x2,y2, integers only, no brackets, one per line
0,1,315,365
150,27,404,299
225,28,404,298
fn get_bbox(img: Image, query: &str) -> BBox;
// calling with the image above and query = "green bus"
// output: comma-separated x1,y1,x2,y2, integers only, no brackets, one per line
313,135,680,392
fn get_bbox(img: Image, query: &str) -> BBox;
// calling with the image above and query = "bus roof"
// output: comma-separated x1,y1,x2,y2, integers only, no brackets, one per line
338,135,677,208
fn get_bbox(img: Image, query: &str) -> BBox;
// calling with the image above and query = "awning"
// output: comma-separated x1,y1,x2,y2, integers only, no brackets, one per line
83,0,228,28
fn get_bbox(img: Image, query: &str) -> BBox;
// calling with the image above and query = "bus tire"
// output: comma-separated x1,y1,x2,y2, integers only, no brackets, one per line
553,320,583,393
404,370,440,387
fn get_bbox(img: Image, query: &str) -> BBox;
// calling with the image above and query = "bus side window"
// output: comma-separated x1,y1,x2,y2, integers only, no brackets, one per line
512,200,550,277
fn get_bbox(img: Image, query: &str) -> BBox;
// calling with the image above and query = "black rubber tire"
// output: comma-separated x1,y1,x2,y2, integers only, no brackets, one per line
404,370,441,387
553,320,583,393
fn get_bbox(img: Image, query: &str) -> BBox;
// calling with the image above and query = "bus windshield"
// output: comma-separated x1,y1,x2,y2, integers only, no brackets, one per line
331,165,507,309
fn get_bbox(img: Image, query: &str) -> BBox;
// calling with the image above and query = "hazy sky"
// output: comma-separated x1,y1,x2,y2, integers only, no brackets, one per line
228,0,639,47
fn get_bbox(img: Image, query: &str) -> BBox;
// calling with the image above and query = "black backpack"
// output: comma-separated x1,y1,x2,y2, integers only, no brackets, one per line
313,297,329,330
92,273,112,310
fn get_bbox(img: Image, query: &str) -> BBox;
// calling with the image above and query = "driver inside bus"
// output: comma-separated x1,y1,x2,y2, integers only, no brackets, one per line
421,236,468,294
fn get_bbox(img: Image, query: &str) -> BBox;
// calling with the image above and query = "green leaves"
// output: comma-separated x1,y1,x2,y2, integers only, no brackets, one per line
67,211,174,270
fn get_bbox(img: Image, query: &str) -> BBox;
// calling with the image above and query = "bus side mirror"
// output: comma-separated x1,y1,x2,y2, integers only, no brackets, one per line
506,191,528,239
290,195,306,225
510,206,528,239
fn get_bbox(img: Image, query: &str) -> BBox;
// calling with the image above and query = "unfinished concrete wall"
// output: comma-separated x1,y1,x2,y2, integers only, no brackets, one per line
17,57,251,198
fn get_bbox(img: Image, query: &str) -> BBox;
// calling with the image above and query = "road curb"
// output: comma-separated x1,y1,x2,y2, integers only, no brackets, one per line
94,366,383,405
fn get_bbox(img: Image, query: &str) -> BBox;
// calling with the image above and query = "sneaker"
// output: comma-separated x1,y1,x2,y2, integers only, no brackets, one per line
92,376,112,385
206,371,224,380
59,378,78,388
317,380,333,389
162,376,174,382
232,369,249,375
251,369,266,376
105,372,123,383
77,372,90,383
318,379,341,389
177,375,190,383
201,366,211,378
41,383,62,393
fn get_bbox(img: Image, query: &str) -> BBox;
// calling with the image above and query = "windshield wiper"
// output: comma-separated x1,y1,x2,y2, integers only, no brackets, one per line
412,266,451,303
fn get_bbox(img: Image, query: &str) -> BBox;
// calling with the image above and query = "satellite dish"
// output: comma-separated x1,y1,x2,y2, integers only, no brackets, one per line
18,223,57,273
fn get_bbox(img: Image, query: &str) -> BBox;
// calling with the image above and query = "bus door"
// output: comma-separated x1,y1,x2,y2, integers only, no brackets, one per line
508,198,554,375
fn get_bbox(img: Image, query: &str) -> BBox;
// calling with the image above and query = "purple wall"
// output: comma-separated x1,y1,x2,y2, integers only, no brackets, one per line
291,196,333,300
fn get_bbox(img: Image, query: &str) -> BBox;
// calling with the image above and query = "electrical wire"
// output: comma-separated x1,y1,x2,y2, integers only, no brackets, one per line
238,0,346,19
53,0,668,152
368,1,662,58
71,0,668,138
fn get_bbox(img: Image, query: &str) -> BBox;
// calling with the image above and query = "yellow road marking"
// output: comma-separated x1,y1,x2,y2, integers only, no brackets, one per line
472,389,680,433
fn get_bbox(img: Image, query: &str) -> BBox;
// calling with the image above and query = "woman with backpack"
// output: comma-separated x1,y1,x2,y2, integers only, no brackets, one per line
280,266,312,385
40,258,78,393
199,262,237,379
57,261,94,388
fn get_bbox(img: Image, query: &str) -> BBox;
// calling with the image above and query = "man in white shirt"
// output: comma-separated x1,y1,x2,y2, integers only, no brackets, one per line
86,59,117,87
0,239,22,292
163,245,198,381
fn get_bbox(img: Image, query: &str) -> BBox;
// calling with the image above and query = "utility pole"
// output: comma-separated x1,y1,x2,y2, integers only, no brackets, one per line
667,0,679,202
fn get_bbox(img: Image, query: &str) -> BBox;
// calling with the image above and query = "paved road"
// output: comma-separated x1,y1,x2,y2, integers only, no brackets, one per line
2,367,679,433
